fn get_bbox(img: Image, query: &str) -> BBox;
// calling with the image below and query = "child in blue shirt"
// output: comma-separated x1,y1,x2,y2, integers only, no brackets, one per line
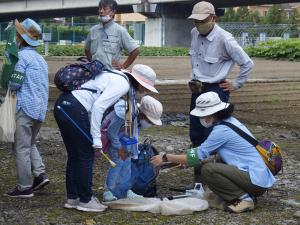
102,96,163,201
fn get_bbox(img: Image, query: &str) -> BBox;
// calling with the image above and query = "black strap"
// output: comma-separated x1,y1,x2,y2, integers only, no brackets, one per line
79,87,98,94
220,121,259,146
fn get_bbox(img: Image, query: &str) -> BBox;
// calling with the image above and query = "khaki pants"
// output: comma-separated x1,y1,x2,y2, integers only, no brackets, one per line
13,110,45,190
200,163,266,202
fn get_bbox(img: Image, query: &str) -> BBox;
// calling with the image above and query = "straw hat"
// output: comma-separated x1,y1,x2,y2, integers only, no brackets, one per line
122,64,158,93
187,1,215,21
139,96,163,125
15,18,41,47
190,92,229,117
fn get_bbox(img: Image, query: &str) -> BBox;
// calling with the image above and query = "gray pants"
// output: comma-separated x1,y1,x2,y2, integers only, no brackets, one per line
200,163,266,202
13,110,45,190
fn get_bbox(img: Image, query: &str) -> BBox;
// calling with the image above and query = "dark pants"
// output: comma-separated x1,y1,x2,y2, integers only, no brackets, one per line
200,163,266,202
54,93,94,203
189,83,229,182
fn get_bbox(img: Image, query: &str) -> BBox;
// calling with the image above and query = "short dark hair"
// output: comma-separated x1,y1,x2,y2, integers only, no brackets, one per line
99,0,118,11
214,103,234,121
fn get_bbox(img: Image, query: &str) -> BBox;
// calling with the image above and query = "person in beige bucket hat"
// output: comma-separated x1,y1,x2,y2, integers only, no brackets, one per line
187,1,254,184
151,91,276,213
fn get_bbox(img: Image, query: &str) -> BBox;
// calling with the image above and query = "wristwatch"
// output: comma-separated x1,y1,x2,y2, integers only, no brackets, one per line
162,153,168,162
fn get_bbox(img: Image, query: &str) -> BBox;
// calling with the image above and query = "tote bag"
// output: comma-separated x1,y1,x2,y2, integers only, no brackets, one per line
0,90,17,142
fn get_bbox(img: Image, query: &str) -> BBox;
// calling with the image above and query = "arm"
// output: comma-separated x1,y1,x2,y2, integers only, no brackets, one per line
121,48,140,69
220,36,254,91
84,32,92,61
8,53,26,91
112,28,140,69
85,49,92,61
90,77,129,148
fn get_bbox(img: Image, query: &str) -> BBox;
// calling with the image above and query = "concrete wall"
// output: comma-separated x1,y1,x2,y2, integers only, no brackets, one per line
145,18,163,46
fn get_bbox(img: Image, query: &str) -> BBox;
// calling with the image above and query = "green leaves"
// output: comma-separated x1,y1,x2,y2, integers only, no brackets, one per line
245,39,300,60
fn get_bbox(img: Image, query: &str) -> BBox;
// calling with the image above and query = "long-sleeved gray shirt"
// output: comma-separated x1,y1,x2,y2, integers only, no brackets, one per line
189,24,254,89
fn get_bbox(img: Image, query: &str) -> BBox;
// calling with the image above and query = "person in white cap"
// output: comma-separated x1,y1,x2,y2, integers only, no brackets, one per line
5,18,50,198
53,64,158,212
101,95,163,202
187,1,254,183
151,92,276,213
85,0,140,70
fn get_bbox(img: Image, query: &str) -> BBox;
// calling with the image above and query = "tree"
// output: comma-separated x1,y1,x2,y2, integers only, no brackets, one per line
264,5,285,24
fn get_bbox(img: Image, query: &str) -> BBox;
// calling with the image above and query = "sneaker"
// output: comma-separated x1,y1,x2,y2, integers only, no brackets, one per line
225,199,255,213
103,191,117,202
32,173,50,191
126,190,143,199
5,187,34,198
76,196,107,212
64,198,79,209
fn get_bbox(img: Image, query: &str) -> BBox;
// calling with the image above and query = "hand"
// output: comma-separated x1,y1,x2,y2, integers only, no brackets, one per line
118,148,128,160
112,59,124,70
93,147,102,159
150,154,164,167
219,80,236,92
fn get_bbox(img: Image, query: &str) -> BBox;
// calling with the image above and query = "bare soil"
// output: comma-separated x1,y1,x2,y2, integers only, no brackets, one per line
0,57,300,224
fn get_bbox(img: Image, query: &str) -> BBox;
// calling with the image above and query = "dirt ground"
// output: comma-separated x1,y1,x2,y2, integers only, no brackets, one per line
0,57,300,224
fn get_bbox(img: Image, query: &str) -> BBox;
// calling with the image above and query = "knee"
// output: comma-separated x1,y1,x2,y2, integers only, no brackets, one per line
200,163,216,181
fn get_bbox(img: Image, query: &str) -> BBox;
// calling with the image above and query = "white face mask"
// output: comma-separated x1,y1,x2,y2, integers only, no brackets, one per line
199,118,213,128
140,119,152,129
100,14,111,23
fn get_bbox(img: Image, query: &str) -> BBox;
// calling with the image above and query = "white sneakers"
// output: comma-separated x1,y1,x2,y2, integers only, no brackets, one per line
126,190,143,199
64,196,107,212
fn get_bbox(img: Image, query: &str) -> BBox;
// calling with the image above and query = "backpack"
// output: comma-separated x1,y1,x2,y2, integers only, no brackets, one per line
256,140,284,176
131,139,159,197
221,121,284,176
54,57,104,92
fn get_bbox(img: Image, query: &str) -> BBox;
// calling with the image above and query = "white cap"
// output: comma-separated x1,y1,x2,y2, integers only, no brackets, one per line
190,92,228,117
139,96,163,125
123,64,158,93
187,1,215,21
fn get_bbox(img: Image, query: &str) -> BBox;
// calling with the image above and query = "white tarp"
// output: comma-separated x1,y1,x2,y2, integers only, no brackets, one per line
104,197,208,216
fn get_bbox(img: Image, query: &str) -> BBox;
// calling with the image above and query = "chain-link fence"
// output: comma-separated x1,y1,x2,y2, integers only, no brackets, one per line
0,22,299,46
219,22,299,47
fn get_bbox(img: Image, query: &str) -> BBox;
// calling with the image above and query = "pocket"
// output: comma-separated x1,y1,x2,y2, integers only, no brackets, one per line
103,36,119,54
204,56,219,64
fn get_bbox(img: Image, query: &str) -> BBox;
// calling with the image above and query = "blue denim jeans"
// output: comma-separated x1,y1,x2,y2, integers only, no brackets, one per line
105,147,131,199
54,93,94,203
189,83,230,147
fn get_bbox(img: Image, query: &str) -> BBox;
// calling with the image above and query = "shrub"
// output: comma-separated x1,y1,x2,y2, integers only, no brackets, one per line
245,39,300,60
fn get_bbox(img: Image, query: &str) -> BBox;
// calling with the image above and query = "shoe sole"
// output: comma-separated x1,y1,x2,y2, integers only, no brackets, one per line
224,205,254,213
33,179,50,191
64,204,78,209
76,205,107,212
4,193,34,198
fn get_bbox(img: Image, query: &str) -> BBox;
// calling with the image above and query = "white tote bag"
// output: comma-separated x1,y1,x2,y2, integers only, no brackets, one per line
0,90,17,142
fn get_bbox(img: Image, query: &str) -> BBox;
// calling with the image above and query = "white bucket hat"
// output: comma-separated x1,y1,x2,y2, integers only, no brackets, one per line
139,96,163,125
123,64,158,93
15,18,41,47
187,1,215,21
190,92,229,117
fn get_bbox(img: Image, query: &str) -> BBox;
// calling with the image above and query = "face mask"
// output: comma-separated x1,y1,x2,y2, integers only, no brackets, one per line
140,119,152,129
100,14,111,23
195,20,215,35
199,118,213,128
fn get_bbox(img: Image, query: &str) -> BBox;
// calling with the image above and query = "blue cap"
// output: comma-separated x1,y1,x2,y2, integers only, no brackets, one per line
15,18,41,47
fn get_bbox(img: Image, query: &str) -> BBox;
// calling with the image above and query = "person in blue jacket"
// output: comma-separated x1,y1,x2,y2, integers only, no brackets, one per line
102,95,163,201
151,92,276,213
